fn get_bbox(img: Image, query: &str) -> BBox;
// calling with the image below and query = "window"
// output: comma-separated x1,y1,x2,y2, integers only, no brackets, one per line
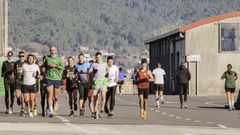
220,23,239,52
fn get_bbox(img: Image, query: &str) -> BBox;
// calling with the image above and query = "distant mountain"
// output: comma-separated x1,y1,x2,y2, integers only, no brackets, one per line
8,0,240,67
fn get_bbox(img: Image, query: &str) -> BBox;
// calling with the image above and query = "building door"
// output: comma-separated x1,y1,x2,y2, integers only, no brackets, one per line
170,39,185,94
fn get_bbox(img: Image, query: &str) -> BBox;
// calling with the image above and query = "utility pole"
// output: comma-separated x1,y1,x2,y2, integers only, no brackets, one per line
4,0,8,55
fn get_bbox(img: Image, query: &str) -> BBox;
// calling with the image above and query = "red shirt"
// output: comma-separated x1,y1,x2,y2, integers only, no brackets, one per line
137,69,150,89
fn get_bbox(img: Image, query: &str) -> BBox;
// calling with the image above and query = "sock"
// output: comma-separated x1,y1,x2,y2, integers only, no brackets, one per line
49,107,53,112
156,98,160,106
229,102,231,108
160,96,164,102
232,101,235,108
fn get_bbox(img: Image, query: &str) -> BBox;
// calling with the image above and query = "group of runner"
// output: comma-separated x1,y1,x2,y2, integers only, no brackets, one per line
1,46,128,119
1,45,193,120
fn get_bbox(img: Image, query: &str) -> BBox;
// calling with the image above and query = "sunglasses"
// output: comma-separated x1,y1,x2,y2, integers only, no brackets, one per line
19,55,25,57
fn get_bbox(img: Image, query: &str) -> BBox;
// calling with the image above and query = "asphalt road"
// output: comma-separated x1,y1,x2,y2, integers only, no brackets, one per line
0,93,240,135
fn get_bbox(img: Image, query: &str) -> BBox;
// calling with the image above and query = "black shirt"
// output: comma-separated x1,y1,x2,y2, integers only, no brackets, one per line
2,60,16,83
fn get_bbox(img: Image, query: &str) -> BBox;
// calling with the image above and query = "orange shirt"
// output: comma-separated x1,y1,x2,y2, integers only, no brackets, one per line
137,69,150,89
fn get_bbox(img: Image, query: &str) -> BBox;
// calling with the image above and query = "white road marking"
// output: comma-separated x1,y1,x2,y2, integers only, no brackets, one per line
206,122,214,124
168,114,175,117
156,110,160,112
194,120,202,123
162,112,167,115
217,124,227,129
176,116,182,119
150,108,154,111
185,118,191,121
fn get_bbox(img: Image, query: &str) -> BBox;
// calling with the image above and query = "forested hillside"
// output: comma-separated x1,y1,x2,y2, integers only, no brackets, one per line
8,0,240,67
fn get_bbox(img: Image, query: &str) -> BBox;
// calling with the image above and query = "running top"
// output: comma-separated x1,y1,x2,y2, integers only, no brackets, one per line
152,67,166,84
137,69,150,89
75,61,91,83
22,63,40,85
108,65,119,87
44,55,64,81
91,62,108,79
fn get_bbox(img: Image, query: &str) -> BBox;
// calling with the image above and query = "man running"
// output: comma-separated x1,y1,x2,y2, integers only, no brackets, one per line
63,56,78,116
152,63,166,108
88,60,95,117
136,58,153,120
131,67,139,95
75,53,91,116
90,52,108,119
104,56,119,117
39,56,48,116
14,51,27,116
21,54,40,117
175,64,191,109
1,51,16,114
44,46,64,117
118,67,126,95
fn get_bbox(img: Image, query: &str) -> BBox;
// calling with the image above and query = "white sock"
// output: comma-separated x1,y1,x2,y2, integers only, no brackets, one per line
229,102,232,108
232,101,235,108
157,100,160,106
49,107,53,112
160,96,164,102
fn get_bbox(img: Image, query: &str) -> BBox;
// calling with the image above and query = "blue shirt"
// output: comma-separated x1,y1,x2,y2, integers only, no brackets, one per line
119,71,126,81
75,61,91,83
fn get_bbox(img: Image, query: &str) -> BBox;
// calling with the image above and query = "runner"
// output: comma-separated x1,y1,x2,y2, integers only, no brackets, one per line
131,67,139,95
14,51,27,116
44,46,64,117
75,53,91,116
21,54,40,117
175,64,191,109
39,56,48,116
118,67,126,95
1,51,16,114
90,52,108,119
88,60,95,117
104,56,119,117
136,58,153,120
63,56,78,117
152,63,166,108
221,64,238,111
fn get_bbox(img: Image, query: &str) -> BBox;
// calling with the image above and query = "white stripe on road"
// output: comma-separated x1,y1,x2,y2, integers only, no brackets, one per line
56,116,69,123
176,116,182,119
217,124,227,129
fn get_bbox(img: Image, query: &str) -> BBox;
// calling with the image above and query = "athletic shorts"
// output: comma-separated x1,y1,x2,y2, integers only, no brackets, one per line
15,83,22,90
133,80,137,85
93,84,107,96
78,83,90,100
155,84,164,92
138,88,149,99
118,80,124,85
45,79,62,89
22,84,37,93
225,88,235,93
93,78,108,96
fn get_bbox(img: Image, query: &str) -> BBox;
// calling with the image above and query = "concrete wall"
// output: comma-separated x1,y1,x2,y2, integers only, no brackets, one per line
185,16,240,95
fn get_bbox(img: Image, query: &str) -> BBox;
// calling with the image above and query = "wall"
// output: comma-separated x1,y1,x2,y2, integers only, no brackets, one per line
185,16,240,95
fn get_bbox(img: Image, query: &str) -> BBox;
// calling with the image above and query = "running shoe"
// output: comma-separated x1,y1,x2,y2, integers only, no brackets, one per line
29,112,34,118
20,110,25,117
5,109,9,114
33,108,38,116
54,101,59,112
9,107,13,114
143,111,147,120
69,111,74,117
74,103,78,111
139,111,144,119
17,98,21,106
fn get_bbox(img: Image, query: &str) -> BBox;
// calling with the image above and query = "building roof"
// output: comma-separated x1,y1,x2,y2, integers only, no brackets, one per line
145,11,240,44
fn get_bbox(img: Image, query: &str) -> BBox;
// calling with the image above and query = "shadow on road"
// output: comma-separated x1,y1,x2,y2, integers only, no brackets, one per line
197,106,226,110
